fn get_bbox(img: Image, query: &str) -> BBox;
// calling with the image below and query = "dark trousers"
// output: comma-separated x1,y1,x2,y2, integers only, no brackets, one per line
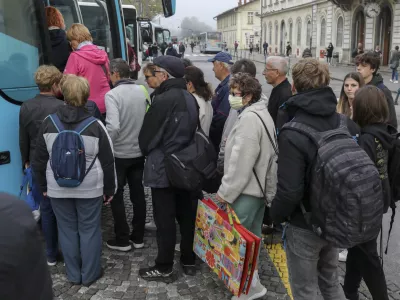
152,187,198,271
343,238,389,300
264,49,268,56
110,157,146,244
51,197,102,284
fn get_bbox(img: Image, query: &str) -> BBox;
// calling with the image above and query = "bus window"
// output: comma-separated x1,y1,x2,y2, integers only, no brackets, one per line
79,3,109,52
0,0,44,100
155,29,164,45
163,29,171,44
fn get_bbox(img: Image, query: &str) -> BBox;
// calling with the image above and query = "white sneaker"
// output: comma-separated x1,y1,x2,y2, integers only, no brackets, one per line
145,220,157,230
395,81,399,84
339,249,348,262
231,281,267,300
175,243,180,252
390,79,393,83
133,242,144,249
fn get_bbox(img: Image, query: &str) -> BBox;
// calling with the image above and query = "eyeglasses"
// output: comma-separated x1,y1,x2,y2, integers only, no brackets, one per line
145,75,154,81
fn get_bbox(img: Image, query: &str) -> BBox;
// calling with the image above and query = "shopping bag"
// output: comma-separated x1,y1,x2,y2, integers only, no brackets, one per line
193,199,261,296
20,167,41,222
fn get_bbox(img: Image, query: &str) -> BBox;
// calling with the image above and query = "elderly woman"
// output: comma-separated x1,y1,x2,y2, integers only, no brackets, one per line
32,75,116,286
64,23,111,117
45,6,71,72
216,73,278,300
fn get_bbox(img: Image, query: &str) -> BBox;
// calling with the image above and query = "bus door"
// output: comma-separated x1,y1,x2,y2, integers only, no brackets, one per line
122,5,141,72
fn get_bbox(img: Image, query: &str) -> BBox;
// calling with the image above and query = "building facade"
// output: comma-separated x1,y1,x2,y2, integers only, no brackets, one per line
216,0,261,50
260,0,400,65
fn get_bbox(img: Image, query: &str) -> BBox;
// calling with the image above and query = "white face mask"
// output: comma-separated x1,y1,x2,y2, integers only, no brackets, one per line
229,95,244,110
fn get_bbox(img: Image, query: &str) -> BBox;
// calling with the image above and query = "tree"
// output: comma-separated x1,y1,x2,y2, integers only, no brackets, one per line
180,17,214,38
124,0,164,19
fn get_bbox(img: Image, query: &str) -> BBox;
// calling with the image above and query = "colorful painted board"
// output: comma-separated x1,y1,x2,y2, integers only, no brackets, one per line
193,199,260,296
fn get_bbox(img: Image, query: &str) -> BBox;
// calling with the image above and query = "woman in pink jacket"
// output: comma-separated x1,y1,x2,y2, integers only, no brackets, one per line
65,23,111,117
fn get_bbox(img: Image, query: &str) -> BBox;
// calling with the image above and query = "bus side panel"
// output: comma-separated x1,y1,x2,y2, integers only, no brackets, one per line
113,0,127,61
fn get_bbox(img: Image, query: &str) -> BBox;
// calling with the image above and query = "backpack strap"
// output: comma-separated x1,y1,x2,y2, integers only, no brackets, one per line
74,117,98,134
49,114,65,132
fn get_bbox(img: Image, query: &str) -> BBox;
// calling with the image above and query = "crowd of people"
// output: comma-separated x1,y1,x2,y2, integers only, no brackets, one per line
1,5,399,300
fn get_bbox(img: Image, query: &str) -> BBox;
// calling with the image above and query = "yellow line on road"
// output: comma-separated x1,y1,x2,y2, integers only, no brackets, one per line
265,243,293,300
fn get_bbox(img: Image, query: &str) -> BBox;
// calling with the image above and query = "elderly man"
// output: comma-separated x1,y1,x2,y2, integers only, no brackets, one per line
208,52,234,150
138,56,199,280
263,56,292,130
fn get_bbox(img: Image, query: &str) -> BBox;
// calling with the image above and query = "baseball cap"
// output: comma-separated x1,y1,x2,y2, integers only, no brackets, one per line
207,52,234,65
153,56,185,78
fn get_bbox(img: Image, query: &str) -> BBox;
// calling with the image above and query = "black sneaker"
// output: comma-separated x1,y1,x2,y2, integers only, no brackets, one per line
106,240,132,252
181,263,196,276
139,266,173,280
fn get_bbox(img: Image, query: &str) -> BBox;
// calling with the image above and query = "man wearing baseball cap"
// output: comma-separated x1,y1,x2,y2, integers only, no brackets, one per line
138,55,199,280
208,52,234,151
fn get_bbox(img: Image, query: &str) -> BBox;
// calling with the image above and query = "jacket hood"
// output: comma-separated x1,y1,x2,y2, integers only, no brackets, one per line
56,105,93,124
74,45,108,65
285,87,337,117
369,73,384,86
114,79,135,88
159,78,187,93
362,123,397,150
49,29,69,48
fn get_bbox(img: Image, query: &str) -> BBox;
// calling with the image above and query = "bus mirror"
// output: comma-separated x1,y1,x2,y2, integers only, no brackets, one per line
161,0,176,17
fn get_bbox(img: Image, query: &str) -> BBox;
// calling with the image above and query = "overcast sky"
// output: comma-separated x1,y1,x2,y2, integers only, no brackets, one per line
159,0,238,30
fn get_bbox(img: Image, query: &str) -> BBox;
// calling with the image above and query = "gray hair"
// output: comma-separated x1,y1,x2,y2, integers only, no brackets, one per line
158,67,175,79
216,60,231,71
109,58,130,78
266,56,289,76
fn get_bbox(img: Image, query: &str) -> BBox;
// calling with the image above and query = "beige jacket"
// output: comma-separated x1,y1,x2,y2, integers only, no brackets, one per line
217,100,278,204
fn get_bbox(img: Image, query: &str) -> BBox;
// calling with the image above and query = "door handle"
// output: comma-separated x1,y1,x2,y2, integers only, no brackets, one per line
0,151,10,165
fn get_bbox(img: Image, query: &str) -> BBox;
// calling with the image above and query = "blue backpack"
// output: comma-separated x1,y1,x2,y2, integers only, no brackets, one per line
49,114,98,188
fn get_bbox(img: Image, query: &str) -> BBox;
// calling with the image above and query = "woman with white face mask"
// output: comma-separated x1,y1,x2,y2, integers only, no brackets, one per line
216,73,278,300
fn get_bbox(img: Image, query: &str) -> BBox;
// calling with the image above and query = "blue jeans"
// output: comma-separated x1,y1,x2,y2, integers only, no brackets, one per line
285,225,345,300
392,69,398,81
51,196,103,284
32,186,58,261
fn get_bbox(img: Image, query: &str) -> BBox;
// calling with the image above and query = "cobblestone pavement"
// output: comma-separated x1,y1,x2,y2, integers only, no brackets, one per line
51,188,291,300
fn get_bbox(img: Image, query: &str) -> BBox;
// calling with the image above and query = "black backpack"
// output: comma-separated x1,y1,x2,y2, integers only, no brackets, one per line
282,115,383,248
164,104,217,192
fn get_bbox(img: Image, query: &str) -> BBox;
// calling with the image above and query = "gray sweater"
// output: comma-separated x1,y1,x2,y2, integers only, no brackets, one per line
105,80,147,158
217,100,278,204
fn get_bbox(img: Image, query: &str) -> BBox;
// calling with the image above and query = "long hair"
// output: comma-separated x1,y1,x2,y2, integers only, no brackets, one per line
184,66,213,101
337,72,365,117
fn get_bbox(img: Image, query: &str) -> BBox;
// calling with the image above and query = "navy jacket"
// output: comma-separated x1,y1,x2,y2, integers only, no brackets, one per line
49,29,71,72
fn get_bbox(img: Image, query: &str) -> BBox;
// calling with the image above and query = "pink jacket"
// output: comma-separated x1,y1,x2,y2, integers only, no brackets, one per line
64,45,110,113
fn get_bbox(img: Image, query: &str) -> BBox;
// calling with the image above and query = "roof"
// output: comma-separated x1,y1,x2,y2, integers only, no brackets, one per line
214,0,259,19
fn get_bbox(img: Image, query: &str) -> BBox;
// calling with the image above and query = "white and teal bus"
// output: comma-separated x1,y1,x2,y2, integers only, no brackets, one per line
199,31,223,54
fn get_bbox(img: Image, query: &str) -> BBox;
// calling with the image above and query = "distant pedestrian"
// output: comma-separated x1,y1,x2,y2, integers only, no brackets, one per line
151,42,159,60
263,56,292,131
390,45,400,84
208,52,234,151
355,52,397,128
138,56,199,280
33,75,116,286
190,41,195,53
249,42,254,55
326,42,334,64
179,42,186,58
105,59,148,253
352,42,364,59
263,41,269,56
286,42,292,57
374,45,382,58
165,42,179,57
344,86,392,300
0,192,53,300
337,72,365,119
234,41,239,53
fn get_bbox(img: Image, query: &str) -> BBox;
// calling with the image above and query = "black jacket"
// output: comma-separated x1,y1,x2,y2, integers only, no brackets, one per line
0,192,53,300
326,45,334,57
361,124,396,213
32,105,116,196
49,29,71,72
267,78,292,128
166,47,179,57
139,78,198,188
369,74,398,128
19,94,64,169
270,87,360,229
